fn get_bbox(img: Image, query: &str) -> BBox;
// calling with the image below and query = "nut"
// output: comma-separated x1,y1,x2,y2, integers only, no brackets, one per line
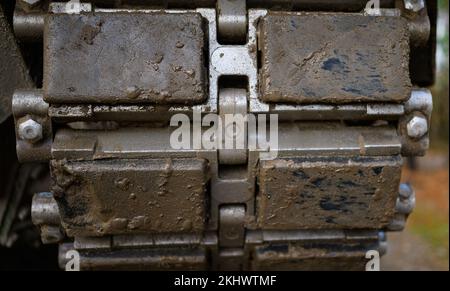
396,191,416,215
407,115,428,139
18,118,43,142
398,183,413,199
404,0,425,12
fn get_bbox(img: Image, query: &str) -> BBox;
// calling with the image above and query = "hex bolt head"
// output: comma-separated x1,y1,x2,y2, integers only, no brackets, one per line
18,118,43,142
407,116,428,139
404,0,425,12
399,183,413,199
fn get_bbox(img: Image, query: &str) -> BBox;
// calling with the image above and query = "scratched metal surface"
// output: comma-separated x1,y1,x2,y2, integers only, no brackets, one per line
257,156,402,229
51,158,209,237
259,13,412,104
44,12,206,105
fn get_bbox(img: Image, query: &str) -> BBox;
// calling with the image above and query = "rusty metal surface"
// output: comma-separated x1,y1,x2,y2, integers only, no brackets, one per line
257,156,402,229
51,158,209,237
259,12,411,104
44,12,206,104
0,6,33,123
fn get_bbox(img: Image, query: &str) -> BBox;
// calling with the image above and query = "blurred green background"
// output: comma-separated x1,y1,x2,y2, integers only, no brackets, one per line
430,0,449,149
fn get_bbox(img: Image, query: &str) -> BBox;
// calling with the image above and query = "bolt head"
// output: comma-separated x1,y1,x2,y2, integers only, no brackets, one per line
407,116,428,139
18,118,43,142
404,0,425,12
399,183,413,199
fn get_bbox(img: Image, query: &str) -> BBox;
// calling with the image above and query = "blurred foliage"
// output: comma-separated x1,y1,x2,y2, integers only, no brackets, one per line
403,163,449,268
430,0,449,150
408,1,449,267
438,0,449,11
437,0,449,52
410,206,449,261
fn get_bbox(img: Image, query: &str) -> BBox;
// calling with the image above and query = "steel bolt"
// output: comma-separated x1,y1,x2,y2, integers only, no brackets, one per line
404,0,425,12
398,183,413,199
18,118,43,142
396,184,416,215
407,116,428,139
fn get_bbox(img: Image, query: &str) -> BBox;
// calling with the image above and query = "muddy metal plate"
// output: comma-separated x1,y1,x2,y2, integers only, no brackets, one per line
51,158,208,236
257,156,402,229
44,12,205,104
259,13,411,104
